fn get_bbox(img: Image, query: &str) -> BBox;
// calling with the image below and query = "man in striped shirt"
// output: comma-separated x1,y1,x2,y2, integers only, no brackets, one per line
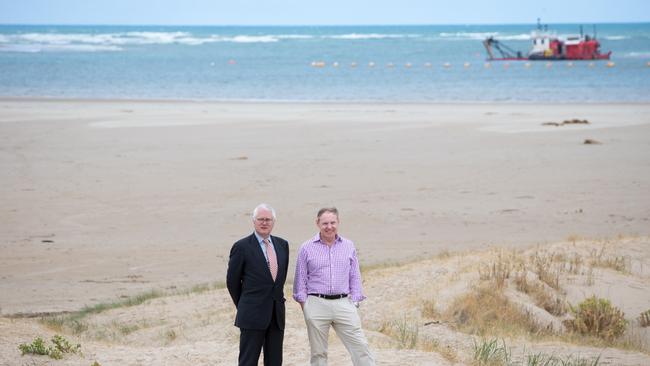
293,207,375,366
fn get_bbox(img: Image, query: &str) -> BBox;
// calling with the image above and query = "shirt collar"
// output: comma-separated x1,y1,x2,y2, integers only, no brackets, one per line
254,232,272,245
315,233,341,245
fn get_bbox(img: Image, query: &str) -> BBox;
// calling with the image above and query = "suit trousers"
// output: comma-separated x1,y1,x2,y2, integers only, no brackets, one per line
239,302,284,366
303,295,375,366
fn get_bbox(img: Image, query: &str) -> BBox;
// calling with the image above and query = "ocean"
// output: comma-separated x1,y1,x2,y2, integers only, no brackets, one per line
0,23,649,102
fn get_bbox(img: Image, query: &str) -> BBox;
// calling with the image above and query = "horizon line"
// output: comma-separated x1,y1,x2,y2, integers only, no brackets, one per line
1,20,649,27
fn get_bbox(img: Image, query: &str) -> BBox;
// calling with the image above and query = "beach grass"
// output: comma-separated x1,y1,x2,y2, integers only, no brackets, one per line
41,281,225,336
446,284,545,338
472,338,603,366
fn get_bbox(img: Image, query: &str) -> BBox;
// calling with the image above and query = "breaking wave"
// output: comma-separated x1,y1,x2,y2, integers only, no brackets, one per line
603,35,630,40
0,31,318,51
439,32,531,41
0,43,123,53
324,33,418,40
621,51,650,58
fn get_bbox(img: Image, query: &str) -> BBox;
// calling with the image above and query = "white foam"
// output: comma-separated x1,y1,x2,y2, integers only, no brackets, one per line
324,33,416,40
497,34,532,41
224,35,279,43
439,32,497,40
621,51,650,58
276,35,314,40
0,43,123,53
438,32,530,41
604,35,629,41
0,32,194,46
0,31,233,48
0,30,419,48
0,31,319,51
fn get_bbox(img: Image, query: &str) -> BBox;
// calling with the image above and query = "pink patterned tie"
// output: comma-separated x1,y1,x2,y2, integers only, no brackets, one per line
264,238,278,281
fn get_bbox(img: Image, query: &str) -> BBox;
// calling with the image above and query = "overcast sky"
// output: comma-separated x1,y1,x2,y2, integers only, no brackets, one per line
1,0,648,25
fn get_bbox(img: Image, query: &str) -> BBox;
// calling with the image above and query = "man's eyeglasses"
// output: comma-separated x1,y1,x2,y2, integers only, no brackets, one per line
255,218,274,223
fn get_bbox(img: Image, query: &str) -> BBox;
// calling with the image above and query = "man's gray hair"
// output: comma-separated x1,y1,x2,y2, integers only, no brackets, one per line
252,203,276,221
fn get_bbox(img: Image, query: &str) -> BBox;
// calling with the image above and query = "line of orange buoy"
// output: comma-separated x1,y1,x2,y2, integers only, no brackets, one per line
306,61,649,68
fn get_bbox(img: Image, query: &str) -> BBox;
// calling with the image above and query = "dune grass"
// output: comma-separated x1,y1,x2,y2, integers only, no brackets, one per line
589,246,631,273
446,285,546,338
41,281,225,336
565,296,627,341
378,315,419,349
448,245,650,356
42,289,164,335
472,338,511,365
472,338,602,366
640,310,650,328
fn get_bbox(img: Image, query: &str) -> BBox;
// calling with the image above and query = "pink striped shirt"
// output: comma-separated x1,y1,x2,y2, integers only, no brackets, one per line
293,233,366,303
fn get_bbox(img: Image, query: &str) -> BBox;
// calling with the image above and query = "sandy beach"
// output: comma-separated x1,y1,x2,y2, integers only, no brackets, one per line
1,99,649,364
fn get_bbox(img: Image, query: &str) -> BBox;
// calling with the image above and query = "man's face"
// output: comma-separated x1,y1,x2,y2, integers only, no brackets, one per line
253,208,275,237
317,211,339,242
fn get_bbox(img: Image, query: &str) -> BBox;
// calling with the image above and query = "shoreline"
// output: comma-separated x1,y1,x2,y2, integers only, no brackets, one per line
2,96,650,106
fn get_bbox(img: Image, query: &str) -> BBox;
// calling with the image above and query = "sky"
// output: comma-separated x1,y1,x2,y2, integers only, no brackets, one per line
0,0,648,26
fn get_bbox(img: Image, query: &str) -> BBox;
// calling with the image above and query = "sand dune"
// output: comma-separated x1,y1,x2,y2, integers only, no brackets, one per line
2,237,649,365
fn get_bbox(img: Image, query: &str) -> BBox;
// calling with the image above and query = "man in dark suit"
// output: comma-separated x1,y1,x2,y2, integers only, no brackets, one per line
227,203,289,366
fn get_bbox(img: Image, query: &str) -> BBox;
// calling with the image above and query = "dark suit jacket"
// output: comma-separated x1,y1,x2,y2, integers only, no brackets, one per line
226,233,289,330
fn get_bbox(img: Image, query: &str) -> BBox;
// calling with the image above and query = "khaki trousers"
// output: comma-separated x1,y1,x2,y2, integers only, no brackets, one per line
303,295,375,366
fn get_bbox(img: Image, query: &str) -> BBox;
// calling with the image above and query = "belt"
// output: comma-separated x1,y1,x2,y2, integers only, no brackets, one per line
309,293,348,300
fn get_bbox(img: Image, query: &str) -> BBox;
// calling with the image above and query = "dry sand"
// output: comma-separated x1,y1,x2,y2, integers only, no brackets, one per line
1,99,649,364
1,237,649,365
1,99,649,314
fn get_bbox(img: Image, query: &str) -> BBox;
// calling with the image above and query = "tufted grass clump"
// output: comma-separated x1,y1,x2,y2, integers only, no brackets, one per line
379,315,420,349
478,252,513,289
472,338,511,366
525,352,601,366
446,285,544,337
566,296,627,340
639,309,650,327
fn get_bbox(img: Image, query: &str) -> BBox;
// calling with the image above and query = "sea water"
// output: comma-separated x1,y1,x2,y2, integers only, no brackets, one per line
0,23,649,102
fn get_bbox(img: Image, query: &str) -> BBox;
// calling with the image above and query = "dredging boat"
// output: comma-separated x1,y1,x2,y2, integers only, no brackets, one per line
483,20,612,61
